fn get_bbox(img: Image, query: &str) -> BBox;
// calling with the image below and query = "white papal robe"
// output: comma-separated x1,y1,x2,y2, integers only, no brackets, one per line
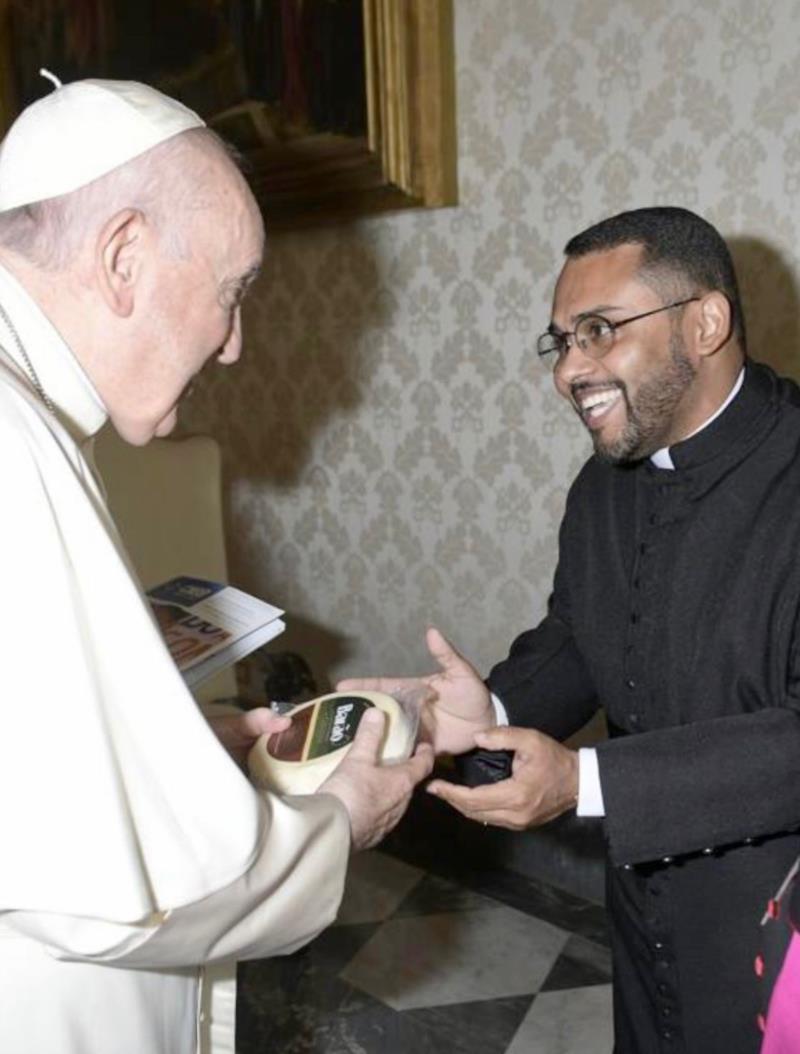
0,263,350,1053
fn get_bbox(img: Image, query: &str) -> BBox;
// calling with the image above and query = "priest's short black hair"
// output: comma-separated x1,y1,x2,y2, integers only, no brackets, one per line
564,206,747,352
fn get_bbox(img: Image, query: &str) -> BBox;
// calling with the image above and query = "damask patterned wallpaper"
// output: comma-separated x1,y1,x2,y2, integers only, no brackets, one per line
182,0,800,687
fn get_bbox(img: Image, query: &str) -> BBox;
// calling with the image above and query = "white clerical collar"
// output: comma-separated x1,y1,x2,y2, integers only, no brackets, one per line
0,262,107,441
650,367,746,470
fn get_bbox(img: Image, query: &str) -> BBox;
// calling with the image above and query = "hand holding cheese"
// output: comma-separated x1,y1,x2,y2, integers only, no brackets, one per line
337,626,495,755
247,691,418,794
247,690,434,851
209,706,291,768
318,707,434,850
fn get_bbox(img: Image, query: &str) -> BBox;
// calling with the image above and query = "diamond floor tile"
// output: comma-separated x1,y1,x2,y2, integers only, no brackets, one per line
505,985,614,1054
340,901,569,1010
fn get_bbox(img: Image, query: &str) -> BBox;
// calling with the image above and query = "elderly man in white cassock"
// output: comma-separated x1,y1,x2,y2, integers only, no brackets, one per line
0,75,434,1054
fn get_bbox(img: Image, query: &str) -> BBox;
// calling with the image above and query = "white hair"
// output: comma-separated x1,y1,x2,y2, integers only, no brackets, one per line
0,127,240,270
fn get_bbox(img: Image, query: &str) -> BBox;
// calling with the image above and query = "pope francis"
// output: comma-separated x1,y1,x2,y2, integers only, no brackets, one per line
0,75,433,1054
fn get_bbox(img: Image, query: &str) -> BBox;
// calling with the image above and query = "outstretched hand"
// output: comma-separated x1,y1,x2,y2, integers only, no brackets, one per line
337,626,495,755
319,708,434,851
207,707,291,768
427,726,579,830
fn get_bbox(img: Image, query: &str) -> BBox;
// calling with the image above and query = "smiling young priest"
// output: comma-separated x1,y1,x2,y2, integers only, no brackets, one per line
341,207,800,1053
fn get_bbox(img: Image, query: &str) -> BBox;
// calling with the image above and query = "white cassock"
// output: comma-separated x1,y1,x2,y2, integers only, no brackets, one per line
0,264,350,1054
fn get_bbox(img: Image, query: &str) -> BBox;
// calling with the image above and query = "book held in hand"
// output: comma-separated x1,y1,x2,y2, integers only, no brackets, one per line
147,575,285,687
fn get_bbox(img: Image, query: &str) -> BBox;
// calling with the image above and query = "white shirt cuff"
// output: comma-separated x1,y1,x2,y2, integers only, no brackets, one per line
577,748,605,816
490,692,509,726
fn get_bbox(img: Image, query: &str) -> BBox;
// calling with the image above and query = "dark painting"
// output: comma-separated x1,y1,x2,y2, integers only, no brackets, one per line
6,0,366,148
1,0,456,228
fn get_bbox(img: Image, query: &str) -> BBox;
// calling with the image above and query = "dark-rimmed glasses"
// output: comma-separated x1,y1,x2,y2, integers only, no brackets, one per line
536,296,700,367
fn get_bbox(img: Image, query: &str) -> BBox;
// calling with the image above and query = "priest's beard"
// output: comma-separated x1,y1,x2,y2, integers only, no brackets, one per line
591,331,697,464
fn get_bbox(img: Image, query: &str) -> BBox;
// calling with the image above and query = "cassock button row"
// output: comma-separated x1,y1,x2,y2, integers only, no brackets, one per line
662,1028,675,1041
662,856,673,864
626,678,636,689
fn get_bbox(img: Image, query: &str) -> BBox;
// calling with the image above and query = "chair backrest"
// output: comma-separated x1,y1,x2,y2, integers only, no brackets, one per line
93,426,237,702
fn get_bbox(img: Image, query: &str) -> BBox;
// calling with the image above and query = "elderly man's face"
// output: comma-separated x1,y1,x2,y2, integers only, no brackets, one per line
110,159,264,445
550,244,700,463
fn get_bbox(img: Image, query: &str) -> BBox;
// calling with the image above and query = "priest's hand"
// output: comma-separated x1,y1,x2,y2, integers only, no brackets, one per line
207,707,291,768
336,626,495,756
427,726,579,829
319,708,435,851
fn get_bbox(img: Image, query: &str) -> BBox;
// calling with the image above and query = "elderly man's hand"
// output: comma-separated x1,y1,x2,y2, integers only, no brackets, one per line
337,627,495,756
427,726,579,830
207,707,291,768
319,708,435,851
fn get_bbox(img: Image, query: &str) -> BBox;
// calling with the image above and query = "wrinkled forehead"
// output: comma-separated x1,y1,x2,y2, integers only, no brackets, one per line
551,243,648,325
189,162,264,266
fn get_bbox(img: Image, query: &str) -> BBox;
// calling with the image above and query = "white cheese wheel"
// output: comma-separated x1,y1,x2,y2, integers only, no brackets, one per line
247,690,416,795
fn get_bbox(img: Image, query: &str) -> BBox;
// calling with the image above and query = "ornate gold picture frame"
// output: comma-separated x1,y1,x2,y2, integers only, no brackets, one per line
0,0,457,231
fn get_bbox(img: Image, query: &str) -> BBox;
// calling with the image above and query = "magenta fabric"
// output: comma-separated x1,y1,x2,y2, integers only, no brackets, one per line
762,930,800,1053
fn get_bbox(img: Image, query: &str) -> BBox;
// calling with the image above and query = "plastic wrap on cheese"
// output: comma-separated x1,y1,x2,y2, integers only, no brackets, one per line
247,689,420,795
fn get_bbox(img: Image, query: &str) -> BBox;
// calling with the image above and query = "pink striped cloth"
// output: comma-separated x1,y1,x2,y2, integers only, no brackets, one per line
761,930,800,1053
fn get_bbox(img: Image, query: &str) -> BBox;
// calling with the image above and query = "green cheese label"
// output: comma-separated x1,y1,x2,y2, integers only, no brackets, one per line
306,697,373,759
267,695,374,762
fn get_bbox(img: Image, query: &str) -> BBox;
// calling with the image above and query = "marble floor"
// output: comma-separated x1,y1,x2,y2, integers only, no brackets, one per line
236,846,613,1053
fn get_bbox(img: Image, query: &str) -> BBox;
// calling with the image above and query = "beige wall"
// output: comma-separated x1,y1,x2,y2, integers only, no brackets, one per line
181,0,800,686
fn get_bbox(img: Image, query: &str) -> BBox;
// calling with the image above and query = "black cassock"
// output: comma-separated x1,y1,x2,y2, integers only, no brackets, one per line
486,361,800,1053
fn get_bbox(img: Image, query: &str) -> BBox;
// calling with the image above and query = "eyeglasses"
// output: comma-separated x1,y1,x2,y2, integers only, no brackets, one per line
536,296,700,366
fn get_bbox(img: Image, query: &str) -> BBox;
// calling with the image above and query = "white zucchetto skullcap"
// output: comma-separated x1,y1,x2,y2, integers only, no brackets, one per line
0,75,205,212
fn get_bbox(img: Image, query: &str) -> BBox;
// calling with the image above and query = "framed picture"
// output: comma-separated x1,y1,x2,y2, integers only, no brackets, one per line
0,0,457,230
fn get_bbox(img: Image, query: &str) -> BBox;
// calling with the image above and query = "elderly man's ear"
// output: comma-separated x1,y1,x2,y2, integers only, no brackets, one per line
95,208,147,318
